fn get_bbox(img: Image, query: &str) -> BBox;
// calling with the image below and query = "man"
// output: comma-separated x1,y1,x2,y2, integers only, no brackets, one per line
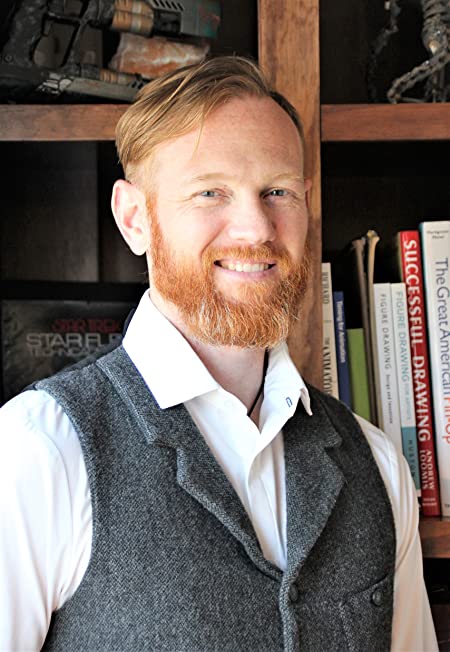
0,57,437,650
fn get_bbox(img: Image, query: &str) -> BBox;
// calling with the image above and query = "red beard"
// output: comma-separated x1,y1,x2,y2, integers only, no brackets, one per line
150,208,310,348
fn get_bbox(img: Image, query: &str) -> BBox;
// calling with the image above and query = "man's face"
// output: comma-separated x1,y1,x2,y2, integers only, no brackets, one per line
146,95,310,348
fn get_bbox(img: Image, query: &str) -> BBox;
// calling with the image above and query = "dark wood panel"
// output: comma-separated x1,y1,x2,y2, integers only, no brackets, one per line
420,518,450,559
1,142,99,282
0,105,126,141
431,604,450,651
259,0,322,388
322,104,450,142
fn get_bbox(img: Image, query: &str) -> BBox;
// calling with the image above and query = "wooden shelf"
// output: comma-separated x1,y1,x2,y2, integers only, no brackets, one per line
420,517,450,558
2,102,449,144
321,103,450,142
0,104,127,141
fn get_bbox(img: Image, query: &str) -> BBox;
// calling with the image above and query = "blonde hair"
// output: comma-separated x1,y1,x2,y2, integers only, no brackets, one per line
115,56,304,182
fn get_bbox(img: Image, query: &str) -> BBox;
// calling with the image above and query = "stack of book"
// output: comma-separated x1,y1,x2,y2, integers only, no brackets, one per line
322,221,450,518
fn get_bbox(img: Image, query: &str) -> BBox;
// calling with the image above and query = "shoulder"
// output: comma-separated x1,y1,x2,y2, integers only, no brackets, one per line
0,390,91,639
0,389,86,493
306,384,369,447
1,389,76,446
354,414,420,553
353,414,408,506
305,386,418,540
35,343,127,398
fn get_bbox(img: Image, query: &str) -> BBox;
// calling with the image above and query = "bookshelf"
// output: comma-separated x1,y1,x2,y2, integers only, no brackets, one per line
322,104,450,142
2,101,449,143
420,518,450,559
0,0,449,643
0,105,125,141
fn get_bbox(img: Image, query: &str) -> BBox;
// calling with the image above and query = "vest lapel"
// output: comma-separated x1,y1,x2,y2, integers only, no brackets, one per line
283,396,344,577
170,404,281,579
97,348,281,580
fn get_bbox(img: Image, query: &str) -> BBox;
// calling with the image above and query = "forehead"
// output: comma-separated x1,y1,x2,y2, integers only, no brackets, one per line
149,96,304,183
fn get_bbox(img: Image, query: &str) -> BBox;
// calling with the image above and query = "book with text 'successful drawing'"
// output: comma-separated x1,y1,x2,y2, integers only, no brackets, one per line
420,221,450,517
397,230,440,515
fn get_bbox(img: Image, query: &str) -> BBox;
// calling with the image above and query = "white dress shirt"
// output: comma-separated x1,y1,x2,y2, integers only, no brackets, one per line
0,292,438,651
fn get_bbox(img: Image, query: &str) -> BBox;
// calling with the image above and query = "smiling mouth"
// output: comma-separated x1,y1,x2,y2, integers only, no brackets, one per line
215,261,275,273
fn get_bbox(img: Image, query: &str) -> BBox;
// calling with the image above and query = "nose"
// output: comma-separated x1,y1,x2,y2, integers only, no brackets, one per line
226,197,276,245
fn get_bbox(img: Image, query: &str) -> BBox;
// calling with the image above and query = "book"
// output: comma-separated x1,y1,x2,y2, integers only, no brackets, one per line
1,299,134,402
347,328,371,421
420,221,450,517
390,283,421,493
333,290,352,408
397,230,440,515
372,283,403,453
322,263,339,399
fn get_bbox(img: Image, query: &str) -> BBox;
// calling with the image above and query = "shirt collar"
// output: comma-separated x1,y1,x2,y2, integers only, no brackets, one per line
123,291,218,408
266,342,312,416
123,291,312,415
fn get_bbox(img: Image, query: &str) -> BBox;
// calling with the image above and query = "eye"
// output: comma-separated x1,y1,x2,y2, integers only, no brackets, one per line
200,190,219,198
266,188,288,198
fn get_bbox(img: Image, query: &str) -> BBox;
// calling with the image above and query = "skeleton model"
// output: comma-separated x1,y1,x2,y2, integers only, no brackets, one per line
369,0,450,102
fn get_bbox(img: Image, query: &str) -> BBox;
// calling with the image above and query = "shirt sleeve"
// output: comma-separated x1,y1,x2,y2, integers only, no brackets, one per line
355,415,439,652
0,390,91,651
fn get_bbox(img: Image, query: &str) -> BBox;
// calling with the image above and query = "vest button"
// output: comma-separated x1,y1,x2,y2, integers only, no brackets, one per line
371,588,383,607
288,583,299,603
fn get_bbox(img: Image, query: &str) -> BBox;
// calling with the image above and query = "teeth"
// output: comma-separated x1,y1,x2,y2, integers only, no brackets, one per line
220,262,269,272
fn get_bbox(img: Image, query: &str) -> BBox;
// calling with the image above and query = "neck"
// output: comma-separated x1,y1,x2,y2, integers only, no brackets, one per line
150,288,268,421
189,338,267,412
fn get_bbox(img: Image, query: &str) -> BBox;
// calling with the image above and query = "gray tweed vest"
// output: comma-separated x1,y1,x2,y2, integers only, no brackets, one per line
37,345,395,652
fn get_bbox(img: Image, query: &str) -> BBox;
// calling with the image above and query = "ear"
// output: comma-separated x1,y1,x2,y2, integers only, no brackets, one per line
304,178,312,211
111,179,150,256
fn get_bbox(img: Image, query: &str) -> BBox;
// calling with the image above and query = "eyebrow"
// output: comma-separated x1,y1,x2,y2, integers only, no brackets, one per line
186,172,305,184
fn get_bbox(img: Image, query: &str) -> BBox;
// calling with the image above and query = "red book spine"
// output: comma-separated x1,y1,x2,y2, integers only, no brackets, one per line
399,231,440,516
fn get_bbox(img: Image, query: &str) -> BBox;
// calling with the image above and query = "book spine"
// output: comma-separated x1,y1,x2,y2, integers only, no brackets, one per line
347,328,371,421
333,291,352,409
390,283,421,493
420,221,450,517
398,230,440,515
373,283,403,453
322,263,339,399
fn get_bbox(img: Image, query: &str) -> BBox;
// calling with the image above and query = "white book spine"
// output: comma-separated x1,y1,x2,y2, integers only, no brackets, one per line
322,263,339,399
420,221,450,516
391,283,421,494
373,283,403,453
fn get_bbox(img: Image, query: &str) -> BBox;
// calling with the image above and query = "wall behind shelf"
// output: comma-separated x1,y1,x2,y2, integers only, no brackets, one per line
321,140,450,261
320,0,429,103
1,142,99,282
0,142,147,287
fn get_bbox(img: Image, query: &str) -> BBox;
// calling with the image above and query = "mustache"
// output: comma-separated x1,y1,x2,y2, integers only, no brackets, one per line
203,244,291,266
